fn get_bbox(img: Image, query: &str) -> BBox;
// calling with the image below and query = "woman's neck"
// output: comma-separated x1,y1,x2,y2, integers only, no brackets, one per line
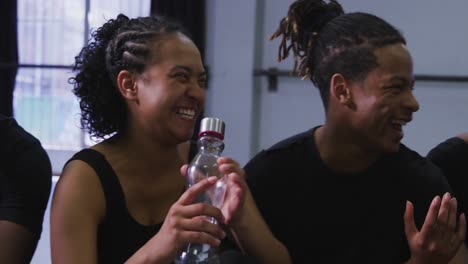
96,129,184,180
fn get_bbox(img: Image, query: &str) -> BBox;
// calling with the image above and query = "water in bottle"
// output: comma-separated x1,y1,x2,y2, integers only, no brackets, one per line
175,117,227,264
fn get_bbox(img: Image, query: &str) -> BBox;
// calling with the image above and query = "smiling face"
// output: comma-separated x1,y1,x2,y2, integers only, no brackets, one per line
129,32,206,144
347,43,420,154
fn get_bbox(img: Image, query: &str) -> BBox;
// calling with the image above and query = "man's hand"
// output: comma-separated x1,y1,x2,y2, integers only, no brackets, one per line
404,193,466,264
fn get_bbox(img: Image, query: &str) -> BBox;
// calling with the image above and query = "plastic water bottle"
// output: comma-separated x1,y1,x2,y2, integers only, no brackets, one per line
175,117,227,264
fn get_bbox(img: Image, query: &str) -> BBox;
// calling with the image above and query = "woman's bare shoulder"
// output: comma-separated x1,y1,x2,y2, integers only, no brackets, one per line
53,158,106,221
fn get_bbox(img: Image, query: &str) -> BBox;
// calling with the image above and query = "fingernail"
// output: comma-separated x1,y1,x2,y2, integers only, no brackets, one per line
208,176,217,183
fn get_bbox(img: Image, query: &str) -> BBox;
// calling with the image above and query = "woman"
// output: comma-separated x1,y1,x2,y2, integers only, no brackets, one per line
51,14,290,264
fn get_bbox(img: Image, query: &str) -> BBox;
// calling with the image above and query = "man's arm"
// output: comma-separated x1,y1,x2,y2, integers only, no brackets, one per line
449,245,468,264
0,119,52,263
0,220,38,263
405,242,468,264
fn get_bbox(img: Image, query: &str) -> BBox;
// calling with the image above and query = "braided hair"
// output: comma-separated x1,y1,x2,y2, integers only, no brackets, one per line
70,14,190,139
270,0,406,110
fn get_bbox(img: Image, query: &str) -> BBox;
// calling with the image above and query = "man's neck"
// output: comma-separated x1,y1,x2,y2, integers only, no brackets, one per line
314,125,381,174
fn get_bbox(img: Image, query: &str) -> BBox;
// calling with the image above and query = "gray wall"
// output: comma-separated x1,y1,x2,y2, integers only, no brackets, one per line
204,0,259,166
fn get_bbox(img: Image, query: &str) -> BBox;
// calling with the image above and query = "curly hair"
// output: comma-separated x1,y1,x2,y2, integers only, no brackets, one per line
69,14,190,139
270,0,406,110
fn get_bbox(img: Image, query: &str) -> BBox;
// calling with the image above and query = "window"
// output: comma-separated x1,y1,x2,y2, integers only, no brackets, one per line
14,0,150,173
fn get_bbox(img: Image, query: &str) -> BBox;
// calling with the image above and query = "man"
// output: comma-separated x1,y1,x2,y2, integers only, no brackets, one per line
0,114,52,263
245,0,466,263
428,133,468,247
428,133,468,219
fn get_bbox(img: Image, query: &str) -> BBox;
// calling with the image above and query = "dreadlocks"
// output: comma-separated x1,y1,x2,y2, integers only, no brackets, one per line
270,0,405,110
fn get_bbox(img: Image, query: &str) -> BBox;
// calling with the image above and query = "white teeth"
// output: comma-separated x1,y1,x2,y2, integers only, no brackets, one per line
392,120,407,126
177,108,196,119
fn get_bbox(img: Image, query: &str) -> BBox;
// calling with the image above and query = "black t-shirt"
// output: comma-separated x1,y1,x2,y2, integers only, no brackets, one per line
245,128,451,264
0,115,52,239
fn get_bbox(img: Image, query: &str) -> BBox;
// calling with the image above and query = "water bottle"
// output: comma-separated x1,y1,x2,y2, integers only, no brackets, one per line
175,117,227,264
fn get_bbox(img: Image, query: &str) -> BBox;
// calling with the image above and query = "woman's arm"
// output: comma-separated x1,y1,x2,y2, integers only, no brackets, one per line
51,161,105,264
53,159,228,264
217,157,292,264
230,190,291,264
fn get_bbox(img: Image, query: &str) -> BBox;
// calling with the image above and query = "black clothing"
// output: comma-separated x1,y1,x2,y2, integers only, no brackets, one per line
427,136,468,243
0,115,52,239
67,149,161,264
427,137,468,212
67,148,247,263
245,128,451,264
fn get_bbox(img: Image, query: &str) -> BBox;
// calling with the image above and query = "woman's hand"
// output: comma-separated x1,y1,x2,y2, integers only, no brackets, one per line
216,157,247,226
134,176,226,264
179,157,247,226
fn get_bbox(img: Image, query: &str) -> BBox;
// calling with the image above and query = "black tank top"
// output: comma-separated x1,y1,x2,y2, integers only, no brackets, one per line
68,149,161,263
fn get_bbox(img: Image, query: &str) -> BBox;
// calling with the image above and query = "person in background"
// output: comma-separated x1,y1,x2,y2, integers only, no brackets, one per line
0,114,52,263
50,14,290,264
428,133,468,244
244,0,467,263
